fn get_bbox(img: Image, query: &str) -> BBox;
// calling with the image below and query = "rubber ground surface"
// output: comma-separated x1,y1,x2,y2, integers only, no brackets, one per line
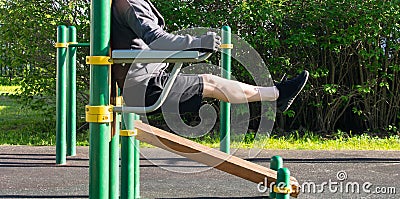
0,146,399,199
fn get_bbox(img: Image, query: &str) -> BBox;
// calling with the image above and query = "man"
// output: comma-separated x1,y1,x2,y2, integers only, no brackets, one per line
111,0,309,114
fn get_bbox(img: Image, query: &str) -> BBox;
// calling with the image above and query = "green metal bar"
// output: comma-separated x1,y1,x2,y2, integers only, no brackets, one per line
269,156,283,199
121,113,135,199
56,25,67,165
67,26,77,157
109,112,120,199
220,26,231,154
276,168,290,199
133,114,141,199
88,0,111,198
69,42,90,47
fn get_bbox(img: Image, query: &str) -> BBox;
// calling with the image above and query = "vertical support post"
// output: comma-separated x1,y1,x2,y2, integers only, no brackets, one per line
56,25,67,165
121,113,136,199
133,114,141,199
270,156,283,199
88,0,111,198
67,26,77,156
276,168,291,199
220,26,231,154
109,112,120,199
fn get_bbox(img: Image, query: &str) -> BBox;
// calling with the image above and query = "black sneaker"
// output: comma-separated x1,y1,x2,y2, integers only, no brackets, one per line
275,70,309,112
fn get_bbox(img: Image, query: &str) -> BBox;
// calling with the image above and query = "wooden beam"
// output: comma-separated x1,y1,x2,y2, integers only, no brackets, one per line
134,121,300,197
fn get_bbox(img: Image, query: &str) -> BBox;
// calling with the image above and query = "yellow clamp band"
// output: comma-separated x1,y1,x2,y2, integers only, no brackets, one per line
85,105,113,123
219,44,233,49
116,96,123,106
86,56,113,65
54,43,68,48
273,185,292,194
120,130,138,137
68,42,78,45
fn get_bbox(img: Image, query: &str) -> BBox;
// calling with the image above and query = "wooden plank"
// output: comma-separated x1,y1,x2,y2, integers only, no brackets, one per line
134,121,300,197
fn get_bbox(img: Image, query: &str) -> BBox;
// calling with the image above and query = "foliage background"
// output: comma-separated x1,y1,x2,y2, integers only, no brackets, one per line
0,0,399,136
0,0,90,131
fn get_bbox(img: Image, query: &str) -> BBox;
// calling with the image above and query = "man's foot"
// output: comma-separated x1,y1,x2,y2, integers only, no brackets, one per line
275,70,309,112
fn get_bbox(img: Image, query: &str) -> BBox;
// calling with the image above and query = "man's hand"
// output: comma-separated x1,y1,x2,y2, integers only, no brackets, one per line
199,32,221,52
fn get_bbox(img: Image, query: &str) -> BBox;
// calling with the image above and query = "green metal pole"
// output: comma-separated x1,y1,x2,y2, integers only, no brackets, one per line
121,113,135,199
220,26,231,154
56,25,67,165
276,168,290,199
270,156,283,199
88,0,111,198
133,114,141,199
67,26,77,157
109,112,120,199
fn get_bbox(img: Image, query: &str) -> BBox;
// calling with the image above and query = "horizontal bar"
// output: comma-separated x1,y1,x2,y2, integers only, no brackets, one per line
69,42,90,47
112,50,198,59
112,50,211,63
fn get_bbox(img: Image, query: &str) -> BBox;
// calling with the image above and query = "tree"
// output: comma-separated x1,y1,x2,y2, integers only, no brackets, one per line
0,0,90,122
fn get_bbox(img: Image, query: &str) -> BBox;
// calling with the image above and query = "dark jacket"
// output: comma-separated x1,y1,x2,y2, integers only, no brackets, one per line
111,0,203,88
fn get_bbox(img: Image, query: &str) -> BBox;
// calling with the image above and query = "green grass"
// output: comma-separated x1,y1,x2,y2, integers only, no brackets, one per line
0,97,55,145
1,85,399,150
243,134,400,150
192,134,400,150
0,86,88,145
0,86,54,145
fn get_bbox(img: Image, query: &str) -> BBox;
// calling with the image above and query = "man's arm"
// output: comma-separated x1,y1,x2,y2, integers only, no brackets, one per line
124,5,220,51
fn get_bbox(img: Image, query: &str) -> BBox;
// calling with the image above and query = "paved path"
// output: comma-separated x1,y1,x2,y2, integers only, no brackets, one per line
0,146,399,199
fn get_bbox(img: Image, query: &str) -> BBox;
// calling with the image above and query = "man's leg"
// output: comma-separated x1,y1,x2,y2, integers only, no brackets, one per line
201,70,309,112
201,74,279,103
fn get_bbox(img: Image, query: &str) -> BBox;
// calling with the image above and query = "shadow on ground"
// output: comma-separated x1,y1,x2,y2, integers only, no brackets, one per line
0,195,88,199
